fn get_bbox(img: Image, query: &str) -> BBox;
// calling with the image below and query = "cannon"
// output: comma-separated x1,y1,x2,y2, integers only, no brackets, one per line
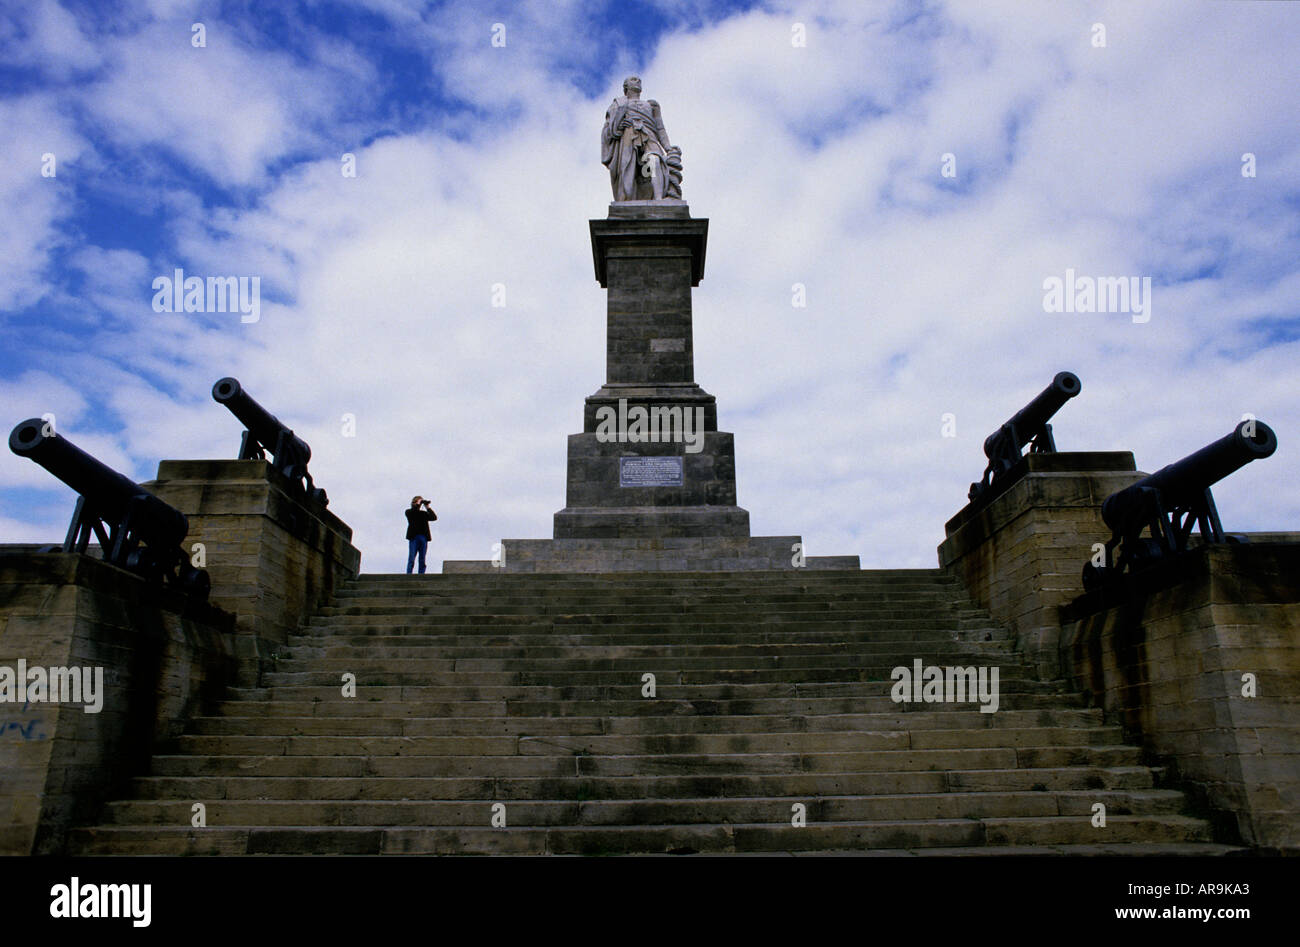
212,377,327,507
969,371,1081,502
9,418,210,600
1081,419,1278,591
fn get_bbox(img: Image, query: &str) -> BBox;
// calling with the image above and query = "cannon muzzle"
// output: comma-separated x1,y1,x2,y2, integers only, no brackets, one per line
982,371,1081,458
213,377,312,467
213,377,327,506
10,419,188,550
1102,420,1276,533
1083,419,1278,591
969,371,1082,502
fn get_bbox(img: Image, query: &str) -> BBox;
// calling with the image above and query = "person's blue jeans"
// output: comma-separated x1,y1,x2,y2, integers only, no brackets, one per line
407,535,428,574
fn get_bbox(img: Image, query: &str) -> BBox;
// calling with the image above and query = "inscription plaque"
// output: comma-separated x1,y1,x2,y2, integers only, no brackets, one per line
650,338,686,353
619,456,683,487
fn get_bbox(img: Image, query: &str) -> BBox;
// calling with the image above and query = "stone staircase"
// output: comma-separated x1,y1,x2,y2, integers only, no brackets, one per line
68,570,1239,855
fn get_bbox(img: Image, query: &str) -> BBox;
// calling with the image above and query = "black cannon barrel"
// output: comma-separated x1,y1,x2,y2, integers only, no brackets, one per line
8,418,189,549
212,377,311,464
1102,420,1278,532
983,371,1081,458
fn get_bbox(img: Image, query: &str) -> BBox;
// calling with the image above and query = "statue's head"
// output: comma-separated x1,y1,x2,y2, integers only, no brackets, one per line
623,76,642,96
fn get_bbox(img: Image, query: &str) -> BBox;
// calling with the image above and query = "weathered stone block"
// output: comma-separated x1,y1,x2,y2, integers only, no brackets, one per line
938,452,1140,679
144,459,360,683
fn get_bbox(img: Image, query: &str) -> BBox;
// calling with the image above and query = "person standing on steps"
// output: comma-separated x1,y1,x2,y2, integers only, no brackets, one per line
405,496,437,574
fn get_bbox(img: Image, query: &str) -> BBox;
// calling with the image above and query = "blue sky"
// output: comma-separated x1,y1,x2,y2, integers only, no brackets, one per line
2,0,1298,572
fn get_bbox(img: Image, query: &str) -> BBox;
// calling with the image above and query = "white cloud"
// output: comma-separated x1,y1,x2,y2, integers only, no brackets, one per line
0,93,86,310
79,18,371,188
0,0,103,76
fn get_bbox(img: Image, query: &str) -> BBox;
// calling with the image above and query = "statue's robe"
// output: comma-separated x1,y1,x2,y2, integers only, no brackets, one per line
601,96,671,201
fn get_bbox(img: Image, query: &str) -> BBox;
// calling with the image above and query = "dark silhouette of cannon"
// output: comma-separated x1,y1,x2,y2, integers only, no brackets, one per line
1082,419,1278,591
9,419,210,600
212,377,327,507
969,371,1081,502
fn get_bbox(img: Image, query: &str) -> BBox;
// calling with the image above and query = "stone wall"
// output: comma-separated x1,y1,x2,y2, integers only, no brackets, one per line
938,452,1141,679
143,459,360,683
1059,544,1300,851
0,552,235,855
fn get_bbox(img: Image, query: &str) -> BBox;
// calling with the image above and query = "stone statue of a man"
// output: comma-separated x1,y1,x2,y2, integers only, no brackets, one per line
601,76,683,201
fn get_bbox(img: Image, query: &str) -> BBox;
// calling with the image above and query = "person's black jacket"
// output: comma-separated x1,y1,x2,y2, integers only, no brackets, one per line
405,506,437,540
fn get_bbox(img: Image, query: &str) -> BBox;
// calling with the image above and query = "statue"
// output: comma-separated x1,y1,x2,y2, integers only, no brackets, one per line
601,76,683,201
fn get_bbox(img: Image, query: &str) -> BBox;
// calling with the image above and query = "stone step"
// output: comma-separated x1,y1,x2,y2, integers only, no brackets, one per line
69,566,1223,856
230,679,1064,701
790,843,1244,857
336,588,960,603
226,686,1076,707
315,600,981,617
285,641,1015,660
278,642,1018,661
171,726,1123,757
211,694,1084,718
294,628,1012,645
345,573,955,586
65,814,1214,856
306,613,1001,630
326,595,986,613
263,656,1022,678
146,745,1143,778
97,790,1190,827
166,731,905,757
192,708,1105,735
333,605,989,622
343,572,957,584
329,584,975,598
256,667,1034,689
128,766,1157,801
349,569,945,585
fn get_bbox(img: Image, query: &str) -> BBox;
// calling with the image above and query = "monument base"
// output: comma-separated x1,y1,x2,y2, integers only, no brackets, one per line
554,504,750,539
444,536,859,573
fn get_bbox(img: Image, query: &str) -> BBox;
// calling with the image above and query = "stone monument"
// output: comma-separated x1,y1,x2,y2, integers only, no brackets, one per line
444,80,857,572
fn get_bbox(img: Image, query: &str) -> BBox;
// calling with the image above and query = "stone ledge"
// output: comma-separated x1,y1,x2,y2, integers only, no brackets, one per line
944,451,1138,536
554,505,751,539
152,458,354,541
590,215,707,287
606,200,690,219
444,536,858,573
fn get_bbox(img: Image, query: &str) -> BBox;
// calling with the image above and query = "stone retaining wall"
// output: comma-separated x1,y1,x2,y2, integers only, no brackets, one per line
0,552,235,854
1059,544,1300,851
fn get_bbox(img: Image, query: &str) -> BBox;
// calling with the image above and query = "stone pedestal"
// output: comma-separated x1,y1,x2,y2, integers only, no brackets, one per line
559,202,747,539
143,460,361,681
448,200,859,573
938,452,1141,679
